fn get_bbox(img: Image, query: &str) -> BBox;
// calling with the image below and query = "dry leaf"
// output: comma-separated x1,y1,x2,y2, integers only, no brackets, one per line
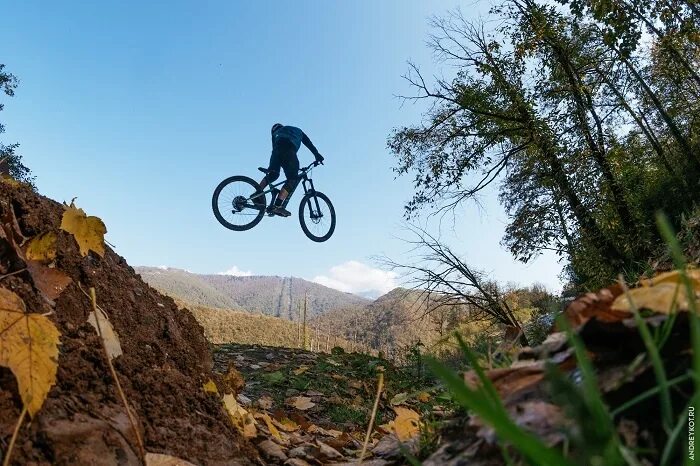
88,306,122,360
261,412,282,441
223,393,257,438
203,379,219,394
293,365,310,376
25,232,57,262
393,407,420,441
611,283,691,313
0,287,60,416
390,392,408,406
417,392,431,403
26,261,72,301
144,453,198,466
223,364,245,394
60,205,107,257
272,416,300,432
287,396,315,410
257,394,273,410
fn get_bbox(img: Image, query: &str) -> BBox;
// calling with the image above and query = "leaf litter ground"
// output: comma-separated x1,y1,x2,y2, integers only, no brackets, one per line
213,344,447,465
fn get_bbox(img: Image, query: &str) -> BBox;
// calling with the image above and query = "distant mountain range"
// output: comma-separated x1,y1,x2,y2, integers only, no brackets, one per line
135,267,369,319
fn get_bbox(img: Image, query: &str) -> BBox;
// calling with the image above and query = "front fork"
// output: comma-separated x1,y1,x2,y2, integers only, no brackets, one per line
299,178,323,218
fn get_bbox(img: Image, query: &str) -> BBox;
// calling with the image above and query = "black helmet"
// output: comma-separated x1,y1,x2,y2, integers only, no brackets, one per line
271,123,283,134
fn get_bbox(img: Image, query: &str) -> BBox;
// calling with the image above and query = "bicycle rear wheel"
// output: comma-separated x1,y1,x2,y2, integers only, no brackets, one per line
298,191,336,242
212,175,266,231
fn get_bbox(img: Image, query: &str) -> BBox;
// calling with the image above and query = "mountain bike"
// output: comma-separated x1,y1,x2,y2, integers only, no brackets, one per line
212,161,336,242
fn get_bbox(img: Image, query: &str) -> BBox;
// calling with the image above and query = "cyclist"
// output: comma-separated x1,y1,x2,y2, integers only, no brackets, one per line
259,123,324,217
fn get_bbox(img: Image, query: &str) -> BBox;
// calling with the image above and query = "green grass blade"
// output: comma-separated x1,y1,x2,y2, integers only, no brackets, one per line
611,373,690,417
620,279,674,431
454,332,501,406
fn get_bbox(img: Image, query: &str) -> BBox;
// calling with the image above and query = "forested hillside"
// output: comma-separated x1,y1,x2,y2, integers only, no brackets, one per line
136,267,369,319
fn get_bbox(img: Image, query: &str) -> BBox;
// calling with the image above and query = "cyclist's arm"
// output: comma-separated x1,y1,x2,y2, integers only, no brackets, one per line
301,132,322,159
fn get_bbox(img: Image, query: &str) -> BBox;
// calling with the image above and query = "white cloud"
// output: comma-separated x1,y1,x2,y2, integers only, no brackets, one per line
312,261,397,297
220,265,253,277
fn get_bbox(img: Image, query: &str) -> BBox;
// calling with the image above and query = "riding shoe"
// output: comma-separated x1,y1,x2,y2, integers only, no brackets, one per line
270,206,291,217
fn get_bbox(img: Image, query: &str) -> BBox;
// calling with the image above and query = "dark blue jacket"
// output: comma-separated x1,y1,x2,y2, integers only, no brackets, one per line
272,125,321,158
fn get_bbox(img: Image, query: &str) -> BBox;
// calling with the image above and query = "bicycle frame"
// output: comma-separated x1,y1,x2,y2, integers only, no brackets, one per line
246,163,324,216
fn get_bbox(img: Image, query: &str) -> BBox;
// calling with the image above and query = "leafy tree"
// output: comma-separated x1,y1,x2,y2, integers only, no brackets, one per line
0,64,34,187
389,1,700,290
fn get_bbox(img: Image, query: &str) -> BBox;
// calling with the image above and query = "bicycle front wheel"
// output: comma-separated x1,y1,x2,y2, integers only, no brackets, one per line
299,191,336,242
212,175,266,231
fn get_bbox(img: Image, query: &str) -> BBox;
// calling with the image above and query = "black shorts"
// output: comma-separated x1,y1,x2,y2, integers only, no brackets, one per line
266,138,299,185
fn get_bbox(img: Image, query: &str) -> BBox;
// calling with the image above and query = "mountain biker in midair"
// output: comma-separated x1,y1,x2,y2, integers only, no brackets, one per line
259,123,324,217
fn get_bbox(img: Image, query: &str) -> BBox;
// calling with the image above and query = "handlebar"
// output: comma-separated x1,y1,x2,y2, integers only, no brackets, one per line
301,160,323,172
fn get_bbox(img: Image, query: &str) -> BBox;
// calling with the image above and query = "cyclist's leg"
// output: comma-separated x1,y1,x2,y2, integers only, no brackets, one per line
277,150,300,205
259,150,282,190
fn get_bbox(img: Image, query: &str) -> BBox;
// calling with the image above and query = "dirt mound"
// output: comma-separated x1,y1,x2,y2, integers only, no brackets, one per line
0,182,258,465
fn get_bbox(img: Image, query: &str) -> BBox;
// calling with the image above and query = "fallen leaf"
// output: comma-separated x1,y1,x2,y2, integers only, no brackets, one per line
417,392,431,403
564,284,626,328
203,379,219,394
393,407,420,441
273,417,300,432
26,261,72,301
293,365,310,376
288,396,316,410
257,394,273,410
88,306,122,360
612,282,693,314
144,453,198,466
0,287,60,416
390,392,409,406
25,232,57,262
60,205,107,257
223,364,245,394
257,439,287,463
223,393,257,438
261,412,282,441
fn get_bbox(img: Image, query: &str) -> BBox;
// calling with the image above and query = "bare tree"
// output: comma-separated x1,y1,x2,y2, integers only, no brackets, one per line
381,224,529,346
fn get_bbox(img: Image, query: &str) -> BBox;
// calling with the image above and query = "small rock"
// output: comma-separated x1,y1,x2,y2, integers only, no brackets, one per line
288,444,317,459
157,302,164,308
258,439,288,463
284,459,311,466
250,364,261,370
316,441,343,460
237,394,252,406
266,352,275,360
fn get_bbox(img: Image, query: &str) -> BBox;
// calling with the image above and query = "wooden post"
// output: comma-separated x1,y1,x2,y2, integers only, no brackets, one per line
296,301,301,348
302,292,308,351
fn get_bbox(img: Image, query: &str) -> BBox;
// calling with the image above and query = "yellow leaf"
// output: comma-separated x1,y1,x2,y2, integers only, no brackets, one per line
612,283,693,314
88,307,122,360
393,407,420,441
144,453,198,466
0,287,60,417
272,417,300,432
287,396,315,410
644,269,700,288
292,365,309,376
60,205,107,257
261,413,282,441
25,232,57,262
417,391,431,403
223,393,257,438
203,379,219,394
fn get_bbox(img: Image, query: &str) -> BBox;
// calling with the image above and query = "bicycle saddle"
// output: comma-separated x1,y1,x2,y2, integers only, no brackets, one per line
258,167,270,174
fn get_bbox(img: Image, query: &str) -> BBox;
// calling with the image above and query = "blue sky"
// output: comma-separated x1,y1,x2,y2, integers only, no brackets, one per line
1,1,564,295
